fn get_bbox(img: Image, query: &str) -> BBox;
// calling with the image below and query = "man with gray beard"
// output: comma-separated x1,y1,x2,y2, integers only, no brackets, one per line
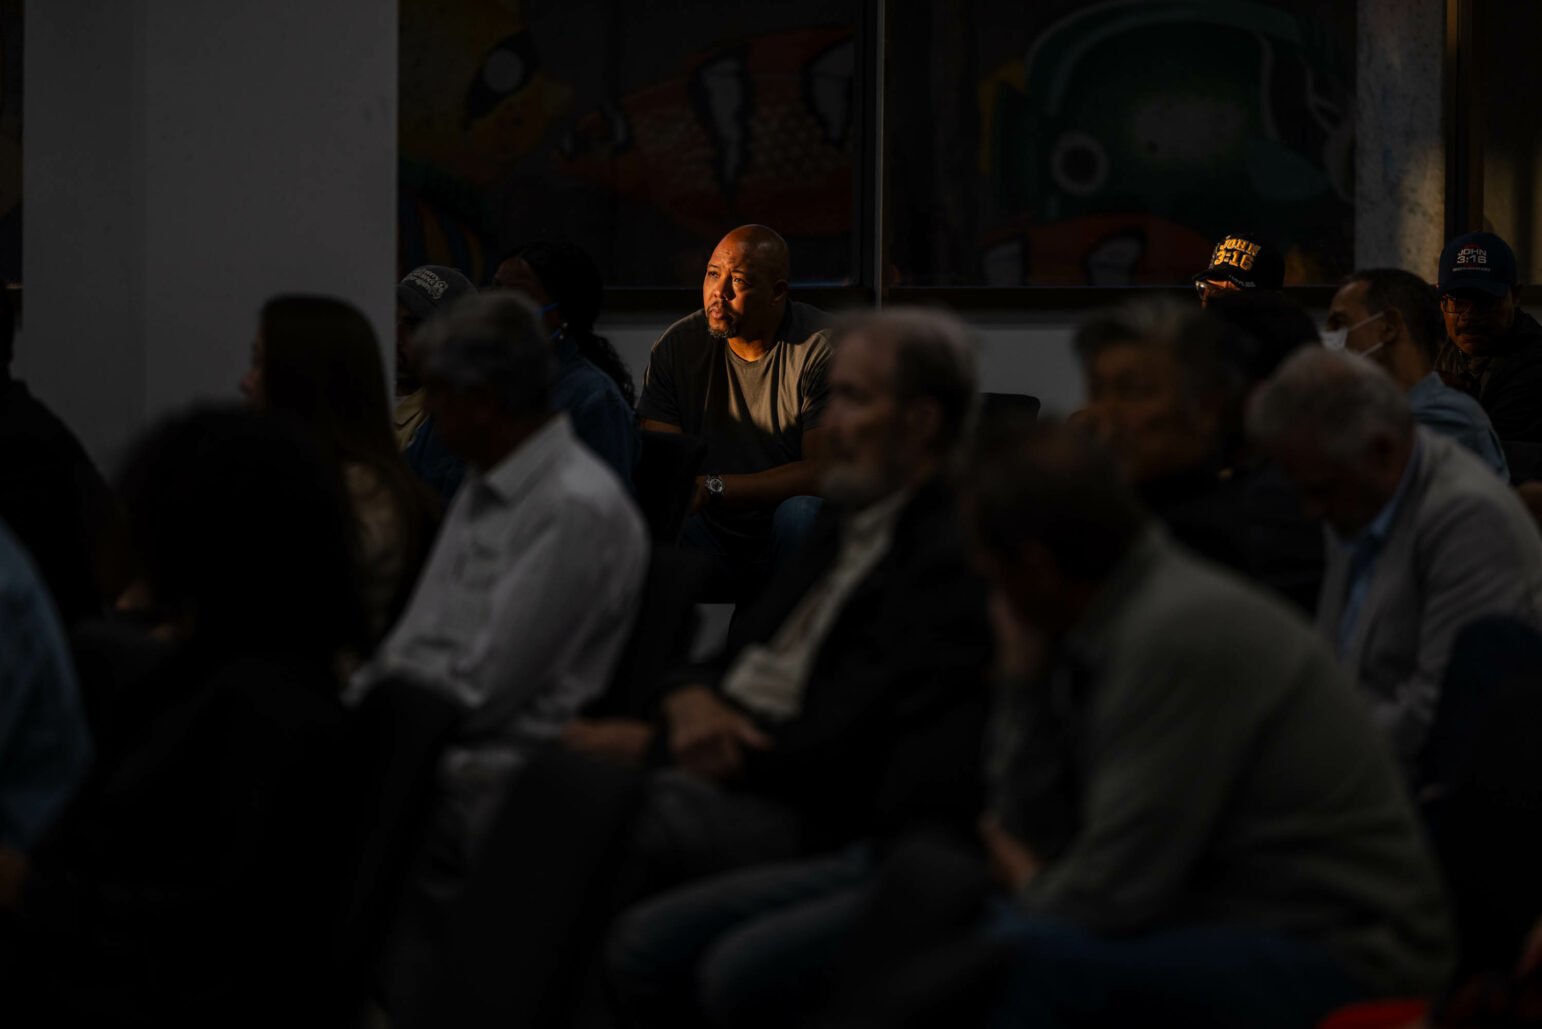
576,309,993,913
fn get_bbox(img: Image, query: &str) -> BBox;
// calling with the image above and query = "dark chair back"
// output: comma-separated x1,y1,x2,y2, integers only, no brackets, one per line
406,746,647,1029
634,430,706,543
69,618,177,748
330,676,464,1004
980,392,1042,421
1502,439,1542,484
586,544,712,719
1422,617,1542,975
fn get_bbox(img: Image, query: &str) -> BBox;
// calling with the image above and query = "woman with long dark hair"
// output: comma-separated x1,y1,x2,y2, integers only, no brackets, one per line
493,243,640,486
11,408,363,1024
241,295,438,642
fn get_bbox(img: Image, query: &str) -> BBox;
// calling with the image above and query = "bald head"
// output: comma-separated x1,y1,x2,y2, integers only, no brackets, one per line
719,224,791,280
703,225,792,345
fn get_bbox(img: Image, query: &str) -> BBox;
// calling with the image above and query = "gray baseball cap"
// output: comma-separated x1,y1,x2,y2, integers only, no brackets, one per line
397,265,477,321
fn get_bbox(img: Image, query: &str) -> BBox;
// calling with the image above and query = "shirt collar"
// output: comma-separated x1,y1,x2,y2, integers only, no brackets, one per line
393,389,426,429
1341,436,1421,551
475,413,571,506
1407,370,1443,405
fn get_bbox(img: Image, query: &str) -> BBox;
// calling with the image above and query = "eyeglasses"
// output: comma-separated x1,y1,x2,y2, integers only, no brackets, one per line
1193,280,1239,301
1440,293,1501,314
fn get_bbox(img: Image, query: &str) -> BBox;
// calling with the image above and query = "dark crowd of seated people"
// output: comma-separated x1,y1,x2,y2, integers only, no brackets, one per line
6,224,1542,1028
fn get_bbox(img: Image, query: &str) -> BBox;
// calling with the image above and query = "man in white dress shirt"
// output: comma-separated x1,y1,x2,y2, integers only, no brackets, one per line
352,293,647,1001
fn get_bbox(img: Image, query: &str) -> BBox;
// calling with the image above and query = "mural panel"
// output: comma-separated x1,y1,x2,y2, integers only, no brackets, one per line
399,0,865,287
886,0,1355,286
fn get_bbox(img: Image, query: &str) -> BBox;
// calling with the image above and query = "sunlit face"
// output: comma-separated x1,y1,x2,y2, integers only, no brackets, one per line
1442,287,1518,356
1080,341,1217,483
702,238,782,342
819,330,909,509
239,334,265,409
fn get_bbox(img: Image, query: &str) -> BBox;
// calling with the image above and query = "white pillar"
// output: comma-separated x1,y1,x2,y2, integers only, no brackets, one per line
22,0,397,470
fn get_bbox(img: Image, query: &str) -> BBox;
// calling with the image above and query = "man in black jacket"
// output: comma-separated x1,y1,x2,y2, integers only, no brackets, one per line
598,306,992,1027
0,286,123,625
1434,231,1542,448
608,306,988,865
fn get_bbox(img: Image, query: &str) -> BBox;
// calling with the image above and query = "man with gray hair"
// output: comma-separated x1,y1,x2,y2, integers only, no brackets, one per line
353,291,648,907
1250,347,1542,770
601,308,994,1027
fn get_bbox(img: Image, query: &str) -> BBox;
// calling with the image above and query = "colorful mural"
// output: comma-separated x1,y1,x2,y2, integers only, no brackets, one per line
398,0,862,287
400,0,1349,289
556,28,856,244
889,0,1355,286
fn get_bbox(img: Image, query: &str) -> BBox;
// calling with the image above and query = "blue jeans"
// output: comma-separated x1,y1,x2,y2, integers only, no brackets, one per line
987,905,1370,1029
679,496,823,604
606,846,873,1028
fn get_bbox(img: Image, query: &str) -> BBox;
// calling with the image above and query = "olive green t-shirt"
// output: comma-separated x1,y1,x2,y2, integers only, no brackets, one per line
638,301,832,540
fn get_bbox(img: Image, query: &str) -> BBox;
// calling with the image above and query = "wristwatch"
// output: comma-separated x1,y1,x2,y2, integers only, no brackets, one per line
704,473,726,505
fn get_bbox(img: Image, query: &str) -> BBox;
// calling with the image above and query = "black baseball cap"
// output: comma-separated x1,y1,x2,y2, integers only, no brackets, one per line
397,265,477,321
1194,232,1285,290
1438,231,1518,297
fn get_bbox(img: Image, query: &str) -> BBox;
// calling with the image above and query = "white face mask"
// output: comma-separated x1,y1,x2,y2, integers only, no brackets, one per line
1320,311,1385,353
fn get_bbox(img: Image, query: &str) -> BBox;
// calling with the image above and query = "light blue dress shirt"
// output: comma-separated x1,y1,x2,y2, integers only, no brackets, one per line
1408,371,1509,480
1335,443,1420,658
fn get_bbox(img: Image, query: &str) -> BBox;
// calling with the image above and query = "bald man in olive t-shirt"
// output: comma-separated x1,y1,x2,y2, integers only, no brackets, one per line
638,226,831,601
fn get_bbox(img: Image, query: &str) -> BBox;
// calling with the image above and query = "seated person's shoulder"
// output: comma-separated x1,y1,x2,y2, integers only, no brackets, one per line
1432,383,1501,432
651,310,712,356
1496,332,1542,378
201,653,348,730
1115,548,1320,680
1420,443,1537,541
550,446,647,535
1423,431,1516,493
0,386,91,472
783,301,835,350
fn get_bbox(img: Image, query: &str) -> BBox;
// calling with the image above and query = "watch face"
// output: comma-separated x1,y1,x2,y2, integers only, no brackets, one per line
707,476,725,495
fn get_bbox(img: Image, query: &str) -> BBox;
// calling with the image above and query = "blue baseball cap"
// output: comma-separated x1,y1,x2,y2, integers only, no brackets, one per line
1438,232,1518,297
